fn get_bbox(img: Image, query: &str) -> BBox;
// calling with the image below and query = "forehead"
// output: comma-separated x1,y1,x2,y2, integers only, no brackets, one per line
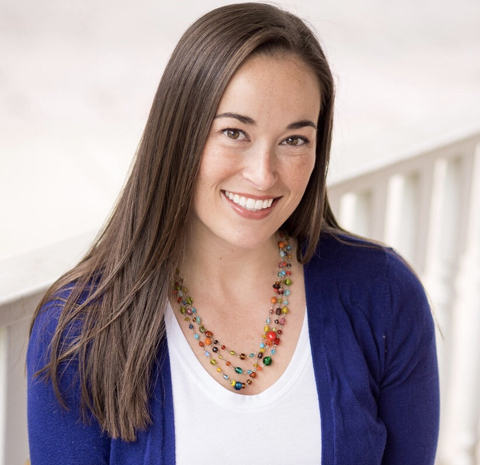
216,53,321,122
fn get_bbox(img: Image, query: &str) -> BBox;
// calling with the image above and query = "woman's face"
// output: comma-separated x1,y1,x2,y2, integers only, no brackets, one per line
190,53,321,250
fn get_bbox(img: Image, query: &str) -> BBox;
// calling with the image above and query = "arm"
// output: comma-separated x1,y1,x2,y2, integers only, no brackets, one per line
379,253,439,464
27,300,111,465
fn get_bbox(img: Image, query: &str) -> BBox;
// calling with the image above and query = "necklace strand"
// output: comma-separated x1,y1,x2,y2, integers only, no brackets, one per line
173,232,293,391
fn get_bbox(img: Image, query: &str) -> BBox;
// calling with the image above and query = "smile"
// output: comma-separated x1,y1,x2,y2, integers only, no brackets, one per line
223,191,275,212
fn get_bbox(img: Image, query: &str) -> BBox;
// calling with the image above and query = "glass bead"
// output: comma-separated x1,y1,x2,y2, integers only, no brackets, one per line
250,372,257,378
266,318,271,324
217,367,222,372
277,330,283,335
199,325,206,333
263,356,273,366
267,331,276,341
192,308,197,313
234,382,242,391
264,325,271,333
240,353,246,360
205,338,212,345
210,359,217,366
230,350,236,356
258,352,263,359
280,318,286,325
205,351,210,357
260,343,265,349
284,278,292,286
223,374,229,380
246,379,253,385
205,331,213,338
275,338,280,345
221,345,226,350
194,334,199,339
284,289,291,296
189,324,194,330
274,319,279,324
276,308,282,315
180,307,186,314
199,342,204,347
271,349,276,355
249,353,255,357
282,307,289,314
231,380,236,387
186,297,193,305
235,367,243,374
212,347,218,353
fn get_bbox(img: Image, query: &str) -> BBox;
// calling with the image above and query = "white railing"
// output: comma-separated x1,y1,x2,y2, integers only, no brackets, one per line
328,127,480,465
0,233,96,465
1,128,479,464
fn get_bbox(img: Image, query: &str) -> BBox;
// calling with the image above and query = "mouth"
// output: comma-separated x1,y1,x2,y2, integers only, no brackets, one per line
223,190,277,212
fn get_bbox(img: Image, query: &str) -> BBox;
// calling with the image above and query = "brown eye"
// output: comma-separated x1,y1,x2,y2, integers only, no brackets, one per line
285,136,305,146
225,129,240,139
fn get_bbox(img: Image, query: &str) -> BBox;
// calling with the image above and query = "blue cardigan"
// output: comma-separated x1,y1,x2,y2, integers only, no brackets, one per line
27,234,439,464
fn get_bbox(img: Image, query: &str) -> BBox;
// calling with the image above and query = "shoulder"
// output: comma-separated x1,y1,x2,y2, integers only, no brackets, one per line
306,232,425,299
304,232,432,341
28,282,91,380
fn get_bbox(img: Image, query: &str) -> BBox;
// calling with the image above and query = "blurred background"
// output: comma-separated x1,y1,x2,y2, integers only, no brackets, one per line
1,0,479,464
1,0,479,260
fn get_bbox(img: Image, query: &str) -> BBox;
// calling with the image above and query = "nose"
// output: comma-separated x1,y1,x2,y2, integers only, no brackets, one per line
242,145,278,191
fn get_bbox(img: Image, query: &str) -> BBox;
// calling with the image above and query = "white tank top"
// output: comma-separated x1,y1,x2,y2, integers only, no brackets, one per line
165,303,322,464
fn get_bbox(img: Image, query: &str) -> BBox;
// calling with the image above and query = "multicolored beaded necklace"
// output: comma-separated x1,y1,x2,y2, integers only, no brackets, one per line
172,232,293,391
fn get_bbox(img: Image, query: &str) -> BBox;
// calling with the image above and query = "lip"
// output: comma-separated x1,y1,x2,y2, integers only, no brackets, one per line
222,190,279,219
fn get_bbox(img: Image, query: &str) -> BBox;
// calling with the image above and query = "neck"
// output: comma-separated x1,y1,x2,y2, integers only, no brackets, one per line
179,230,288,293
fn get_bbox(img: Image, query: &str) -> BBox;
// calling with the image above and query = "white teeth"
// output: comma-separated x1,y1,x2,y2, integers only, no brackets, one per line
224,191,275,211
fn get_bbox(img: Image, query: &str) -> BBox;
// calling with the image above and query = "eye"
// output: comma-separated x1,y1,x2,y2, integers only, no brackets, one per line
282,136,309,146
222,129,247,140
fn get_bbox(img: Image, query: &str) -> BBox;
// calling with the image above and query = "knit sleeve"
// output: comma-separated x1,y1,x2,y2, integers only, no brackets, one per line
378,251,439,464
27,297,111,465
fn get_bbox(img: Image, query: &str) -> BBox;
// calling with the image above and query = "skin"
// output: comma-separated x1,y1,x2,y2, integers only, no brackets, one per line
174,53,322,394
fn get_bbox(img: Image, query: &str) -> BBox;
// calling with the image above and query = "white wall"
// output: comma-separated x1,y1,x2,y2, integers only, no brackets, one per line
1,0,480,260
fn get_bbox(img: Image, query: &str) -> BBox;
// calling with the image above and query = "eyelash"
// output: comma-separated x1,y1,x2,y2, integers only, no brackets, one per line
221,128,310,146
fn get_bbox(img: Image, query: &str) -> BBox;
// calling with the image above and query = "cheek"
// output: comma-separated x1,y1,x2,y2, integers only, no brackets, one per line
197,147,241,188
287,155,316,194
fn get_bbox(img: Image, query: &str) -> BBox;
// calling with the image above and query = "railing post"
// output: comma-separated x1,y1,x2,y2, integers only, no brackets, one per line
439,143,480,465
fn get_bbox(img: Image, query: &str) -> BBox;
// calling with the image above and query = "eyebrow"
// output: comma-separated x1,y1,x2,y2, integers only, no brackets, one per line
214,112,317,130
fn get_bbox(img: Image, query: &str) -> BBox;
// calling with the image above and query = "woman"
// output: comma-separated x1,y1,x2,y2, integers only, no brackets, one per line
27,3,439,464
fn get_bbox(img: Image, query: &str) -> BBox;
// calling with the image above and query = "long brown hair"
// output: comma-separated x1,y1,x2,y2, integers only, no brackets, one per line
31,2,339,441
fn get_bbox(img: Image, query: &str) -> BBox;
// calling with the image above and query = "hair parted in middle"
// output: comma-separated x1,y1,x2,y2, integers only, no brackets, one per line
32,2,339,442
